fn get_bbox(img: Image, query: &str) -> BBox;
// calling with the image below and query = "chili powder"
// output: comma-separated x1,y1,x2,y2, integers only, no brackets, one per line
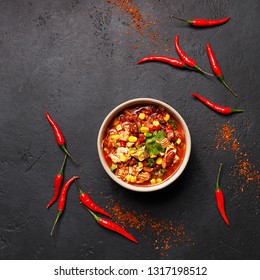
215,122,260,192
109,202,192,256
106,0,170,53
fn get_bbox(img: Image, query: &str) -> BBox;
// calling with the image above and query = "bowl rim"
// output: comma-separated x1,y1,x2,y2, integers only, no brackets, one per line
97,98,191,192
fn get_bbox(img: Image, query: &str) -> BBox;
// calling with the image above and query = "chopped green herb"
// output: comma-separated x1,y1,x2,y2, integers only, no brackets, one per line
155,130,166,140
168,119,177,130
146,141,164,156
145,130,166,155
159,169,165,176
110,164,118,172
145,132,153,138
147,158,155,167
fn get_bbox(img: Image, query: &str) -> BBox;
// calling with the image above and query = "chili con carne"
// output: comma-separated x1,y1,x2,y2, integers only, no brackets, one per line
88,209,138,243
45,112,77,163
47,154,68,208
50,176,79,235
215,163,230,226
174,35,213,76
170,15,230,27
206,43,237,97
75,179,112,218
137,56,194,70
192,93,243,115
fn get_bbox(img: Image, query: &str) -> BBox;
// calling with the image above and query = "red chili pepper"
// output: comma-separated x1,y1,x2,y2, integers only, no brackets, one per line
46,154,68,208
137,133,145,144
45,112,77,163
75,179,112,218
174,35,213,76
206,43,237,97
120,141,126,147
149,125,160,132
88,209,138,243
192,93,243,115
215,163,230,226
50,176,79,235
170,15,230,27
137,56,194,70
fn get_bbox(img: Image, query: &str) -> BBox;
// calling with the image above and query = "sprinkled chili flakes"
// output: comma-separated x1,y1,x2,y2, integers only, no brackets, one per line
215,122,240,151
109,202,192,256
106,0,171,53
215,122,260,192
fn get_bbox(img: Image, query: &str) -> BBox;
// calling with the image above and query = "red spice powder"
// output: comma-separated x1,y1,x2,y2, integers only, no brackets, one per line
215,122,260,191
215,123,240,151
107,0,171,53
109,202,192,256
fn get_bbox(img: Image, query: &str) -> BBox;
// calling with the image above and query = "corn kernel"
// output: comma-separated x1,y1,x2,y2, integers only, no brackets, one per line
137,150,143,157
130,176,137,183
164,114,170,121
150,154,157,158
176,138,182,145
116,124,122,131
120,155,128,162
150,178,156,184
156,178,162,183
138,113,146,120
152,120,160,126
111,134,120,140
126,175,132,182
140,126,149,133
128,136,137,143
156,157,163,165
128,148,136,154
138,162,143,168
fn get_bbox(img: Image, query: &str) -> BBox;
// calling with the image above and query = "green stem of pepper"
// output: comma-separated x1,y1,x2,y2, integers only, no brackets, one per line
218,75,237,97
60,144,77,164
57,154,68,176
50,210,63,236
216,163,222,191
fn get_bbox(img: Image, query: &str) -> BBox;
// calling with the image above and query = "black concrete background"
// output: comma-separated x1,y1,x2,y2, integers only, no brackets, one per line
0,0,259,260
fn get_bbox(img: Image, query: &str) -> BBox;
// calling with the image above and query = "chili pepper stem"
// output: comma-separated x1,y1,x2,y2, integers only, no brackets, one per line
75,178,84,195
50,210,63,236
88,208,101,222
216,163,222,191
231,109,244,113
58,154,68,176
60,144,77,164
170,15,192,24
194,65,213,76
218,76,237,97
184,64,198,71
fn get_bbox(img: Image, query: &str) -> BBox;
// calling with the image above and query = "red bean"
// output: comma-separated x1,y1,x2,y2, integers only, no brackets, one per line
175,131,185,141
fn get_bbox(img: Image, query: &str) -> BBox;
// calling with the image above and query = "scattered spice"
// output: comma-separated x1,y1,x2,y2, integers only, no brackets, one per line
215,122,239,151
237,158,260,185
109,202,192,256
106,0,171,53
215,122,260,192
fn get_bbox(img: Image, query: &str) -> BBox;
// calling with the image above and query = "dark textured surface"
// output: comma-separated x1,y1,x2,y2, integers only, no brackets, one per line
0,0,259,260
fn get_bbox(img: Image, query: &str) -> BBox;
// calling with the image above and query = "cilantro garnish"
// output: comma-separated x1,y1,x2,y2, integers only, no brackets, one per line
145,130,166,155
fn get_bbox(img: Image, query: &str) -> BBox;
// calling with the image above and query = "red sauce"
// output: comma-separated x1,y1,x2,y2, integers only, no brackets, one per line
102,105,186,187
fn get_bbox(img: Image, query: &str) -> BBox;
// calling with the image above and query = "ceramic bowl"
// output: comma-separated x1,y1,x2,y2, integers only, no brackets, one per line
97,98,191,192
